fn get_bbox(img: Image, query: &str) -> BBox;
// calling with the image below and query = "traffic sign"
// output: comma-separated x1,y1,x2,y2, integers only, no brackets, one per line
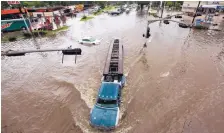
7,1,20,5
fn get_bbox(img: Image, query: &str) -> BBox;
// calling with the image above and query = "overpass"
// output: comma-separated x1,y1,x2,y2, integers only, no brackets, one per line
136,1,150,10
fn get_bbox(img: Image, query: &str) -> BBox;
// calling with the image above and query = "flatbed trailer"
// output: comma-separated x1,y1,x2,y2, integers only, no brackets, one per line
103,39,124,82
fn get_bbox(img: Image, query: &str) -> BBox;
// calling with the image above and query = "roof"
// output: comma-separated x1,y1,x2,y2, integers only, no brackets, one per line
1,6,65,15
83,36,92,39
1,9,26,15
27,6,65,12
98,82,120,100
202,5,218,9
217,6,224,9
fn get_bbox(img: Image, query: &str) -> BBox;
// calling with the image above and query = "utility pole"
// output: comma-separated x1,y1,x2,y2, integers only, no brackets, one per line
19,2,32,34
160,1,165,18
191,1,201,24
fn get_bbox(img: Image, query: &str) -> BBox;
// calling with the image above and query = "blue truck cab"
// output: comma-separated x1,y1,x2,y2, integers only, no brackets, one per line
90,76,125,129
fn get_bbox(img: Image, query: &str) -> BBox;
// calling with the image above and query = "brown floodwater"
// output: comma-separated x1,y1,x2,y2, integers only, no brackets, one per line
1,10,224,133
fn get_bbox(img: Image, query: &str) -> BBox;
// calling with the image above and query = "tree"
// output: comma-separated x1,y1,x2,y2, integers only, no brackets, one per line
151,1,161,7
95,1,107,8
165,1,173,7
1,1,10,9
165,1,183,8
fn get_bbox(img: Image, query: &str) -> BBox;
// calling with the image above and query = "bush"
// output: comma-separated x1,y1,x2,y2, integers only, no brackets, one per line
82,15,87,19
152,13,159,17
23,32,47,38
33,31,47,36
193,26,208,30
8,37,17,42
23,33,32,38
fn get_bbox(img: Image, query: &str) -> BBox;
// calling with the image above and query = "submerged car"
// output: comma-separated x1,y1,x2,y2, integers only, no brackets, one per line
90,80,125,130
78,37,100,45
109,9,122,15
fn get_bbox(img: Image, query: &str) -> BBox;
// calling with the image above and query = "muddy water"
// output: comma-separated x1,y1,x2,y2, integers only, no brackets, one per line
2,10,224,133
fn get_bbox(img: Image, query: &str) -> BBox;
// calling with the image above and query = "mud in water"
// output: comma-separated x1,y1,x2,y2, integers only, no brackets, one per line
2,10,224,133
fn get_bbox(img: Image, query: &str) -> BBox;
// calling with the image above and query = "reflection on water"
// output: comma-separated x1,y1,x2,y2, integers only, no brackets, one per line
2,9,224,133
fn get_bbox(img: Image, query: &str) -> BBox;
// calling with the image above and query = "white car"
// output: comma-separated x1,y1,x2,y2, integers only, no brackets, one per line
78,37,100,45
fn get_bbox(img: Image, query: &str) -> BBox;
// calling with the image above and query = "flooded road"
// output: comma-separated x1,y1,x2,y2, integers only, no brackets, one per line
2,9,224,133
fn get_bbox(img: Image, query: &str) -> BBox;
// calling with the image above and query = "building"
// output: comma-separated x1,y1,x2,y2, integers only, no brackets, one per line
182,1,224,14
182,1,206,13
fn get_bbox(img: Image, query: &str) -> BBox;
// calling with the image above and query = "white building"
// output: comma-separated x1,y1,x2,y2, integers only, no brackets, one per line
182,1,224,13
182,1,206,13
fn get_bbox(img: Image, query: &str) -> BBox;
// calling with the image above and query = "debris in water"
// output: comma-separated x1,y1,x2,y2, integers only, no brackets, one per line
160,71,170,77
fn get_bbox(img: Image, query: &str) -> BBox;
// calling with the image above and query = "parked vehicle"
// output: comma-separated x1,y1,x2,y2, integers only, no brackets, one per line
163,20,170,24
119,7,126,13
125,8,130,14
63,8,75,17
94,6,101,12
195,12,202,16
166,15,172,19
78,37,100,45
190,12,202,17
175,15,182,18
179,23,188,28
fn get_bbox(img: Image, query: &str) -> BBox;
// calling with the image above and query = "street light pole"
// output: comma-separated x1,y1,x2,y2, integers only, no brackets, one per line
161,1,165,18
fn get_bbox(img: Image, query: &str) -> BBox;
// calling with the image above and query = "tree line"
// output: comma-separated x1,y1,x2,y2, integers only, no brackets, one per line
1,1,119,9
1,1,183,10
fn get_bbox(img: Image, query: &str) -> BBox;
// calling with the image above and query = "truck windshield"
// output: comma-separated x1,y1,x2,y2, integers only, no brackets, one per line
97,98,117,105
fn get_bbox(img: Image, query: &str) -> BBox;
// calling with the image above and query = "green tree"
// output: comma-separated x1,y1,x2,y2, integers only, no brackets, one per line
151,1,161,7
165,1,173,7
165,1,183,8
1,1,10,9
95,1,107,8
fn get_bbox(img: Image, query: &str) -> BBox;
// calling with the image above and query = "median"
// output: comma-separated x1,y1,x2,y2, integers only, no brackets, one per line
103,6,115,11
81,5,116,21
1,26,69,43
93,6,115,16
80,15,94,21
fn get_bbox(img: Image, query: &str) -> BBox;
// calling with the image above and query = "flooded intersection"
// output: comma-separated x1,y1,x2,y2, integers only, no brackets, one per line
1,10,224,133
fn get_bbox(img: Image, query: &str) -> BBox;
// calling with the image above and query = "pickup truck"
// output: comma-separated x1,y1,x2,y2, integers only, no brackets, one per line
90,78,125,130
